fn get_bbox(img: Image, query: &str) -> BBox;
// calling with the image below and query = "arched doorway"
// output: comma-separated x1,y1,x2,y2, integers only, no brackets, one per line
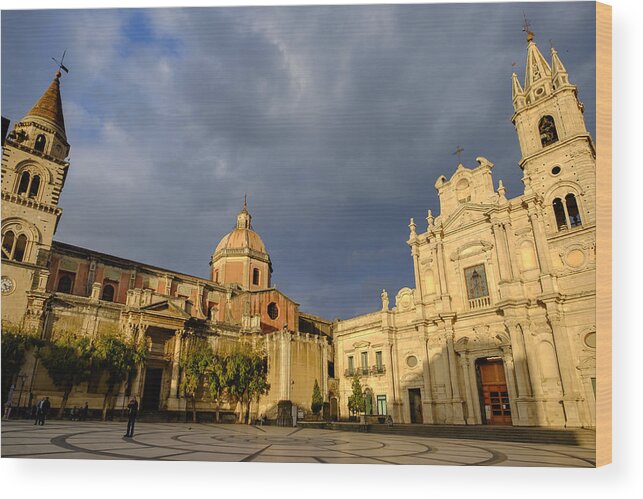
475,358,512,425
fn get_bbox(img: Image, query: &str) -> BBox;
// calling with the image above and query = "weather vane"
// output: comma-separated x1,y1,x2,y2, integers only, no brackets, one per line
51,49,69,74
522,12,533,41
453,146,464,163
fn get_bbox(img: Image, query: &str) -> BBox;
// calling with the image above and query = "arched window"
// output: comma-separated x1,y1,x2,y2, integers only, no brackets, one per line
13,235,27,262
565,193,582,227
101,284,115,302
17,172,30,195
28,175,40,199
57,274,73,294
252,268,260,286
539,115,559,147
552,198,567,230
2,231,15,259
34,134,46,152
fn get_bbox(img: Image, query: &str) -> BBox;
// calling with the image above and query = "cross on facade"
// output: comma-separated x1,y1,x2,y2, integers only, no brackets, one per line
453,146,464,163
522,13,532,36
51,49,69,74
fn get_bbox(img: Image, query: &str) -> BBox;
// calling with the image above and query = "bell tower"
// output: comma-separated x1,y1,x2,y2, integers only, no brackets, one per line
511,27,596,233
1,69,71,323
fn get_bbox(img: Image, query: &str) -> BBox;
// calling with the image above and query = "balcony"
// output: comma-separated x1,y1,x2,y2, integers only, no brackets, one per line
468,296,491,310
344,365,386,377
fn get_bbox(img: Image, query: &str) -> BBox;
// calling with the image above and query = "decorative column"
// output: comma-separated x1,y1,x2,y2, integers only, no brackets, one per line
458,352,478,425
526,206,552,275
279,328,292,401
506,321,532,398
170,329,184,398
491,222,513,282
500,345,520,423
445,328,465,424
321,340,328,399
422,337,434,424
547,312,584,427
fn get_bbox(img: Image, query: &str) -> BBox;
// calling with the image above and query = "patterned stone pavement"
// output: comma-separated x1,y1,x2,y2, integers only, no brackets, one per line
1,421,596,467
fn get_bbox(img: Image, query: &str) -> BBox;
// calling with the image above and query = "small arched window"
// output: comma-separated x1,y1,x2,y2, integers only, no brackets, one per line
28,175,40,199
539,115,559,147
34,134,46,152
2,231,15,259
57,274,73,294
101,283,115,302
565,194,582,227
18,172,30,195
13,234,27,262
552,198,567,230
252,268,260,286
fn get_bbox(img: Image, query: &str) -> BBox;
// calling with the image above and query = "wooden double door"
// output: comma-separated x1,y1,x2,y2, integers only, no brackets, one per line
477,358,512,425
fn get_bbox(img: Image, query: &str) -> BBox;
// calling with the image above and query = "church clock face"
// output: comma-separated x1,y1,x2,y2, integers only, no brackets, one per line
1,276,15,295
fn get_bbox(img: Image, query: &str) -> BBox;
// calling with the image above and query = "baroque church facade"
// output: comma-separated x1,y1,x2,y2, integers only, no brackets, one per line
1,30,596,427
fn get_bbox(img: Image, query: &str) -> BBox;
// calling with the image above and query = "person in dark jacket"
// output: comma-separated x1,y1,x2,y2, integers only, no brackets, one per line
39,397,51,425
81,402,89,421
124,398,138,438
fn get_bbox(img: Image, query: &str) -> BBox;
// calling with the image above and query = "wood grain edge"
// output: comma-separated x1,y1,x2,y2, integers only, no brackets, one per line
595,1,612,468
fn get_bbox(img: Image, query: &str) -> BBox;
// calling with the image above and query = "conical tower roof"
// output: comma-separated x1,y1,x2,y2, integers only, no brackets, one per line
23,70,66,138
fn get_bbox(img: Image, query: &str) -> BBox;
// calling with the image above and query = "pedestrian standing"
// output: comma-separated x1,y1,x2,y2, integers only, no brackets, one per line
39,397,51,425
81,402,89,421
124,397,138,438
34,398,44,425
3,384,15,420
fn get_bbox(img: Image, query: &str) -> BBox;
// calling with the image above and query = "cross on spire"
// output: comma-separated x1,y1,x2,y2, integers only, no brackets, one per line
51,49,69,76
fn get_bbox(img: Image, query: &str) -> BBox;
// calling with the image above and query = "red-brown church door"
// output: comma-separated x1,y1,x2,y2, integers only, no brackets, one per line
477,358,512,425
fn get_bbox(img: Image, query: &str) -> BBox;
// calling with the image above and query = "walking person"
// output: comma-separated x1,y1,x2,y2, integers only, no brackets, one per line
39,396,51,425
124,397,138,438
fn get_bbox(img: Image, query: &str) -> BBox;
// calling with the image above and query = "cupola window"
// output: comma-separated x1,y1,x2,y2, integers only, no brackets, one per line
267,302,279,320
252,268,260,286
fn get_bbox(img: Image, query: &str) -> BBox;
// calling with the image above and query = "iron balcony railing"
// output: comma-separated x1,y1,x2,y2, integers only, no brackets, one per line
344,365,386,377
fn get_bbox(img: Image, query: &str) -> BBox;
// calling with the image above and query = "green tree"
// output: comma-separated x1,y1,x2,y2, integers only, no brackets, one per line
207,352,227,424
93,333,147,421
37,332,93,418
311,379,323,416
180,338,214,422
1,323,42,404
347,374,365,416
224,345,270,424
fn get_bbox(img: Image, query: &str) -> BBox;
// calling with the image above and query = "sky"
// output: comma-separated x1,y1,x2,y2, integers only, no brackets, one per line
1,2,596,320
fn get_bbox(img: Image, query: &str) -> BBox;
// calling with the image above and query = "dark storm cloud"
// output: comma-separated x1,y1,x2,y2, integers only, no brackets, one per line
1,3,596,319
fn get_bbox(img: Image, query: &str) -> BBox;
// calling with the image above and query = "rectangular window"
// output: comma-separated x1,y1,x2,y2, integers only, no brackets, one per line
361,351,368,374
464,264,489,300
252,268,260,285
375,351,383,368
377,395,387,416
347,356,354,375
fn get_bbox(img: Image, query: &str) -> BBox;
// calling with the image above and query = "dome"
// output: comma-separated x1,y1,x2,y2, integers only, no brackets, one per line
212,201,269,258
214,227,267,255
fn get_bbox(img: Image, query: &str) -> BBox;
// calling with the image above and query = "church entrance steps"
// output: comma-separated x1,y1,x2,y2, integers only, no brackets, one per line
296,421,596,447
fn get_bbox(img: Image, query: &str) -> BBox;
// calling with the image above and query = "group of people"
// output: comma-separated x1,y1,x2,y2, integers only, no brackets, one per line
33,396,51,425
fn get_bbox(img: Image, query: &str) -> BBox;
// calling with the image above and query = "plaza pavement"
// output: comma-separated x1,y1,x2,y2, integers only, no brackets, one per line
1,420,596,467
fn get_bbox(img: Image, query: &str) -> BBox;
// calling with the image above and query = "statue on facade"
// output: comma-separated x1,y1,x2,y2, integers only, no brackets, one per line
381,289,389,311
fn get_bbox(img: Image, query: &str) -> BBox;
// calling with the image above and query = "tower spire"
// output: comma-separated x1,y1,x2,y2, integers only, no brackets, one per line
551,45,571,89
23,69,66,138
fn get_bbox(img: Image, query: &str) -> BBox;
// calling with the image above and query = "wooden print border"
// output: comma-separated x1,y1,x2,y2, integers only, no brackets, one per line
595,1,612,467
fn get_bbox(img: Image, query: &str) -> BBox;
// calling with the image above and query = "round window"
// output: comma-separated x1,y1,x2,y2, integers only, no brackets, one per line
267,302,279,320
551,165,562,175
406,355,418,368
